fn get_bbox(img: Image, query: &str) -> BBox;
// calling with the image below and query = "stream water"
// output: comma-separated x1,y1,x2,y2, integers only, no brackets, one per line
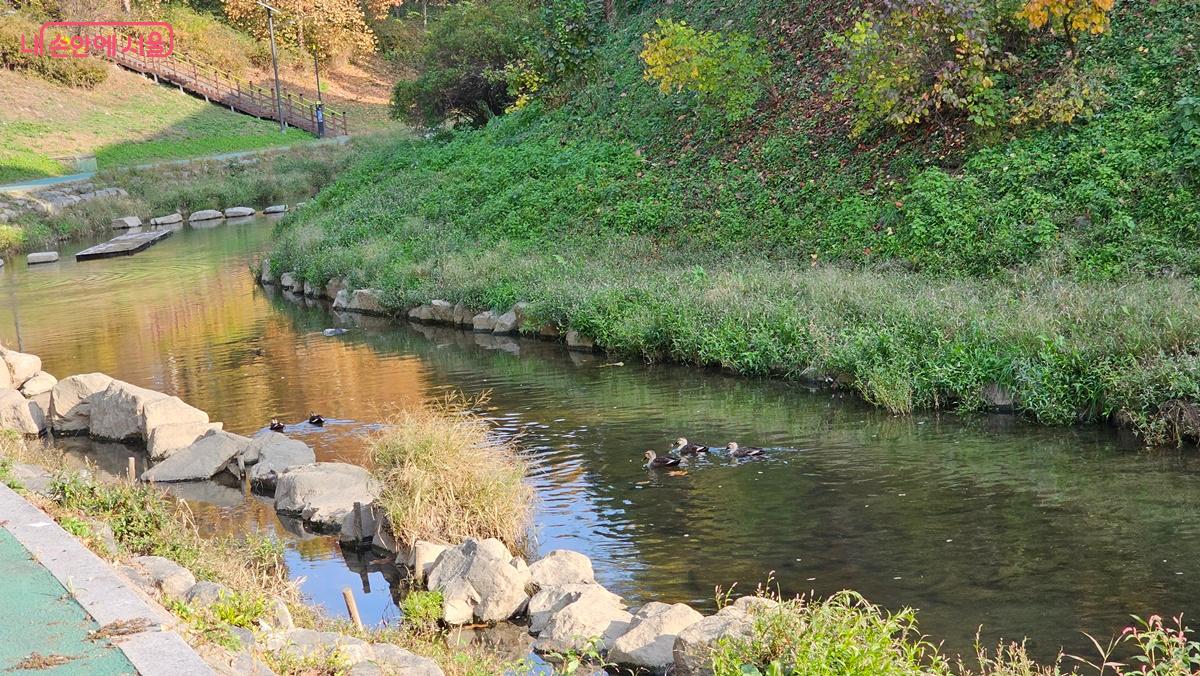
2,217,1198,663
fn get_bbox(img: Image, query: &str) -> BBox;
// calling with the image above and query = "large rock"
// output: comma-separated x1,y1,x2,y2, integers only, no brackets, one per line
111,216,142,229
410,540,448,584
407,305,434,323
274,463,382,529
338,502,380,546
529,549,596,589
188,209,223,222
0,388,40,435
223,206,255,217
260,258,276,284
1,348,41,387
150,212,183,226
140,396,208,438
426,538,532,624
492,310,519,335
528,583,624,634
609,602,703,669
185,580,231,608
324,277,346,300
452,303,474,327
566,330,595,352
146,421,223,460
428,300,454,323
89,380,167,442
263,204,288,214
18,371,56,398
279,272,298,291
672,596,779,676
49,373,113,433
367,644,443,676
534,591,632,653
26,252,59,265
472,311,497,333
141,430,251,482
26,391,49,434
126,555,196,601
981,382,1018,411
334,289,387,316
245,431,315,488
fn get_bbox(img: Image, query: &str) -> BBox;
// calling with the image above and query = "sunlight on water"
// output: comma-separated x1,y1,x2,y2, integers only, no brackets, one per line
3,218,1198,660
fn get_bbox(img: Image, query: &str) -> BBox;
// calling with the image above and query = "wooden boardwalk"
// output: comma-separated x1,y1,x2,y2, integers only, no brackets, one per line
89,29,347,137
76,229,174,261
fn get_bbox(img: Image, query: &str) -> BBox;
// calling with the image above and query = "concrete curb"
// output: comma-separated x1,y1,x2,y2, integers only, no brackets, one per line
0,484,215,675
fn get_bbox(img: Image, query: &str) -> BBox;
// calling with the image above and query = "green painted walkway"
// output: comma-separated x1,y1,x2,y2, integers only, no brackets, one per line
0,529,135,675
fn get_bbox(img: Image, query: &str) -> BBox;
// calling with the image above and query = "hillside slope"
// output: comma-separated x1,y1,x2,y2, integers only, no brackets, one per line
271,0,1200,441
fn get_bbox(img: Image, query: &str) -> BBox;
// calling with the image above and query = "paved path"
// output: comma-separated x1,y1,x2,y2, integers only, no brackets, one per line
0,484,214,675
0,529,135,674
0,135,350,194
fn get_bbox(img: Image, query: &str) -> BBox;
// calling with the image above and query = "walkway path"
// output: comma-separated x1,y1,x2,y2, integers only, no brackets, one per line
0,135,350,194
0,484,214,675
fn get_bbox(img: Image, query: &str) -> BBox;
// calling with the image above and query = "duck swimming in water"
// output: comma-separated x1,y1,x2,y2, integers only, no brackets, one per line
308,412,325,426
269,418,285,432
672,437,708,455
643,450,682,469
725,442,764,458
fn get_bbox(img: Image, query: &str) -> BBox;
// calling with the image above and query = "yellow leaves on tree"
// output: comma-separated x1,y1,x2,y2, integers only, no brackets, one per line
222,0,375,60
1017,0,1114,40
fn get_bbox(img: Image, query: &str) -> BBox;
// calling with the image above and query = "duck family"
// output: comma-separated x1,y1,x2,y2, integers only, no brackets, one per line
643,438,767,468
267,413,326,430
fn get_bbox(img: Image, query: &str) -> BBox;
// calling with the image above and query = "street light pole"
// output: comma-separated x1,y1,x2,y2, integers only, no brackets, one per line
258,0,286,133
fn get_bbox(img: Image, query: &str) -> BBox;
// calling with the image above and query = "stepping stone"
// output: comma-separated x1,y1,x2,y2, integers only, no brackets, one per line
26,252,59,265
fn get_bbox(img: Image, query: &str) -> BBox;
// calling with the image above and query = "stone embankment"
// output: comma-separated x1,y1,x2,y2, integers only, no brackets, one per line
0,181,126,222
3,339,767,674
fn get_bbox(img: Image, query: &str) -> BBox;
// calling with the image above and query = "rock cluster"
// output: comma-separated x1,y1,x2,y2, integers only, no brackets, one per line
0,181,125,222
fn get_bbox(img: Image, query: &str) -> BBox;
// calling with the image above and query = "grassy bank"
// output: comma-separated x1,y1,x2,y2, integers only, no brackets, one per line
0,141,360,254
268,0,1200,443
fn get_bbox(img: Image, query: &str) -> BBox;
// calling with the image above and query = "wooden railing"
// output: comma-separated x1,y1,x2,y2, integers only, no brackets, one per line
86,28,348,137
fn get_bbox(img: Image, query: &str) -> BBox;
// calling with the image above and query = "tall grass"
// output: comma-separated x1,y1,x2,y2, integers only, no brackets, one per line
368,395,533,551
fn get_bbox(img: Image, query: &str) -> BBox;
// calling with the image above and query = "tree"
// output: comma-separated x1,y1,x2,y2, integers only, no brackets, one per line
223,0,375,60
1017,0,1114,43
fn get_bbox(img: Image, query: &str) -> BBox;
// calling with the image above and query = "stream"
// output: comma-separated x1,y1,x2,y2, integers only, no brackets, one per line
2,216,1198,663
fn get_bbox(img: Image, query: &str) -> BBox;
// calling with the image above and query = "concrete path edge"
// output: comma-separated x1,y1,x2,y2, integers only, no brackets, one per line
0,483,215,675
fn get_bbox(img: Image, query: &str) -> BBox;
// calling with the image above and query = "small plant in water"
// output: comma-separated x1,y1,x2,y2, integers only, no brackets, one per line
545,636,613,675
1117,614,1200,674
400,590,444,634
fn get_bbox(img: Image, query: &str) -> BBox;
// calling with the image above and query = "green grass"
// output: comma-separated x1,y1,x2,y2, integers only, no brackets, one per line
269,0,1200,442
0,148,68,184
95,129,311,168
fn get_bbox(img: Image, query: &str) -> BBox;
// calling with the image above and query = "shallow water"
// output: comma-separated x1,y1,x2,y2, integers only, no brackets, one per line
3,218,1198,662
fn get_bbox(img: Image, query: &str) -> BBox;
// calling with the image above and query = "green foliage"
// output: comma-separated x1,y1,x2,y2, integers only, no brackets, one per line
58,516,92,538
1170,96,1200,170
1009,64,1107,126
830,0,1016,136
391,0,539,127
399,590,443,632
0,15,108,88
210,590,269,629
536,0,602,80
710,591,948,675
1119,614,1200,674
0,226,26,255
640,19,769,121
50,473,175,554
545,636,613,674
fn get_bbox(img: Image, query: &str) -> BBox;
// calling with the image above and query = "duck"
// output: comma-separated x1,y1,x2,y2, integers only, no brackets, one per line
268,418,285,432
725,442,765,459
643,450,682,469
308,412,325,426
672,437,709,455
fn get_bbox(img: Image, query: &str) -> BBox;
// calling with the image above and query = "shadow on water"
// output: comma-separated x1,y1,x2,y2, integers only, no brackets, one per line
2,217,1198,661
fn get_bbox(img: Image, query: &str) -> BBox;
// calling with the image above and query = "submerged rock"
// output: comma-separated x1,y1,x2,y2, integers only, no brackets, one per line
245,431,315,489
609,602,703,669
426,538,532,624
141,430,251,482
274,462,382,529
49,372,113,433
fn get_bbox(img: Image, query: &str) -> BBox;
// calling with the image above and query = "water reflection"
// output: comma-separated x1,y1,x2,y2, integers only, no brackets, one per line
1,219,1196,661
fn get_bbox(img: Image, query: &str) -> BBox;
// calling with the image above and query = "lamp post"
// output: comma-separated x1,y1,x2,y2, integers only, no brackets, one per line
257,0,286,133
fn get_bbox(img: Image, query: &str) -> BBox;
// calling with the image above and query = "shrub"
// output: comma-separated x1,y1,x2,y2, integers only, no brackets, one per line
536,0,602,81
640,18,769,122
830,0,1015,136
1170,96,1200,170
1016,0,1114,42
391,0,539,127
399,590,443,632
0,226,25,254
368,394,533,550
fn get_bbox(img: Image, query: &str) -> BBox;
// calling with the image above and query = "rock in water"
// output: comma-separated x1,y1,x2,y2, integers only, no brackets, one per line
323,328,348,336
26,252,59,265
274,463,381,529
18,371,56,398
149,212,183,226
527,583,624,635
492,310,519,335
141,430,251,482
111,216,142,229
188,209,224,222
529,549,596,589
88,380,168,443
245,431,315,489
223,206,256,217
146,421,223,460
672,596,779,676
263,204,288,214
426,538,532,624
609,602,704,669
1,348,41,387
48,372,113,434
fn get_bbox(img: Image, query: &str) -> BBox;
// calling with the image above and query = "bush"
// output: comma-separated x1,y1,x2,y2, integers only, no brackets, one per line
0,15,109,88
830,0,1015,136
368,394,533,550
640,18,769,121
391,0,539,127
